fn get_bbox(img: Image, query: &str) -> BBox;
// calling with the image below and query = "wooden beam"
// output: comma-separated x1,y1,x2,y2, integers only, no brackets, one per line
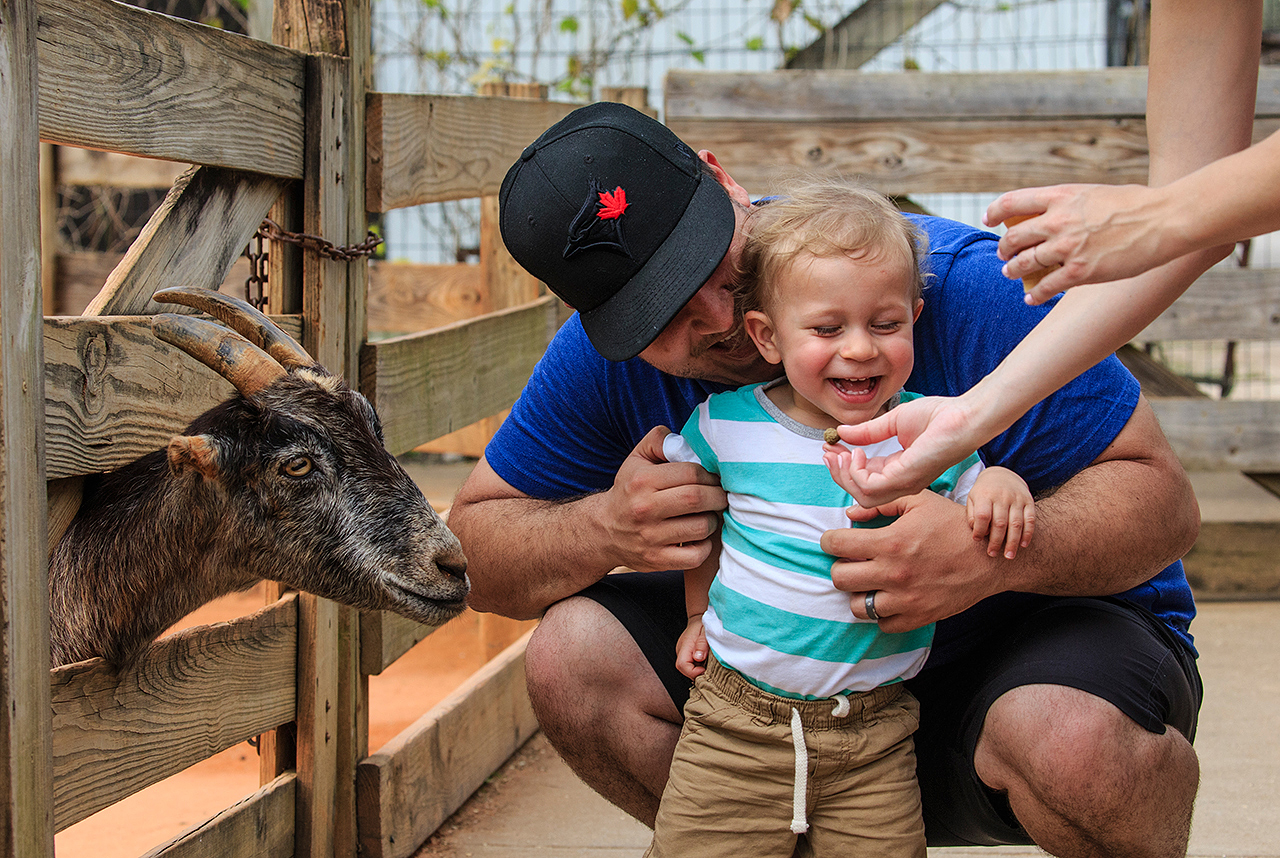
1138,267,1280,342
50,594,298,831
665,68,1280,121
36,0,306,177
785,0,948,70
669,116,1166,196
142,773,296,858
664,68,1280,195
366,261,486,335
0,0,56,853
86,166,287,317
355,632,539,858
42,315,304,480
56,148,188,190
360,296,561,457
291,49,353,858
1148,398,1280,472
366,93,577,211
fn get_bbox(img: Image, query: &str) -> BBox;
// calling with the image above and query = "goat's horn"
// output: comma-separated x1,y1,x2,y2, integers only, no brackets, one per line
153,314,287,397
153,286,317,370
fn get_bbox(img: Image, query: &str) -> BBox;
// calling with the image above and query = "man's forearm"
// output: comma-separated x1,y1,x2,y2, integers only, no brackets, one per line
1001,397,1200,597
448,490,619,619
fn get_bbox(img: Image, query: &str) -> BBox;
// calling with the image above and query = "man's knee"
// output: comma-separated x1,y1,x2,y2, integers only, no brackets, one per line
975,683,1198,807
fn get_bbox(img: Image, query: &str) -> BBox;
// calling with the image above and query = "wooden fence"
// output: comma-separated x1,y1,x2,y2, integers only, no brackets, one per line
665,67,1280,479
1,0,581,855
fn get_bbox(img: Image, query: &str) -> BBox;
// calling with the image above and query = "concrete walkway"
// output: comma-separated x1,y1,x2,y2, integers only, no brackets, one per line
409,600,1279,858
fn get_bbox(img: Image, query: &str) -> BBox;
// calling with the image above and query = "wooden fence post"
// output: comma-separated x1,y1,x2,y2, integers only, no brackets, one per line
0,0,55,854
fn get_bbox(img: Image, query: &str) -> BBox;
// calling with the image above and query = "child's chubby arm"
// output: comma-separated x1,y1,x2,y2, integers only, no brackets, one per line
966,466,1037,560
676,535,720,680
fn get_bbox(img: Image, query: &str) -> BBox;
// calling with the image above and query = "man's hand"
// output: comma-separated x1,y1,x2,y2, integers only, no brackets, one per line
602,426,727,574
822,491,1003,633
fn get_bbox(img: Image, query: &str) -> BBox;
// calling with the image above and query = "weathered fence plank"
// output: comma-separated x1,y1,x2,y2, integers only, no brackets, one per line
86,166,287,317
366,93,576,210
143,773,297,858
355,632,539,858
36,0,305,177
360,296,561,456
664,69,1280,195
1148,399,1280,472
366,261,486,335
665,67,1280,121
665,116,1280,197
1,0,56,853
1139,268,1280,342
42,315,304,480
56,148,187,190
51,594,298,831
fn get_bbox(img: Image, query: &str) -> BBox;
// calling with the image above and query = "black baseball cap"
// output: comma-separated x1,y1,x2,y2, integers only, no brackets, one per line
499,102,736,361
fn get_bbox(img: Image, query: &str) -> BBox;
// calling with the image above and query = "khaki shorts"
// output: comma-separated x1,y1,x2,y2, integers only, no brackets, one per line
647,655,925,858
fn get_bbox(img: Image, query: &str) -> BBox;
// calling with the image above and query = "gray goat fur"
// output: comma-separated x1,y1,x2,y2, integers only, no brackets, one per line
48,287,468,668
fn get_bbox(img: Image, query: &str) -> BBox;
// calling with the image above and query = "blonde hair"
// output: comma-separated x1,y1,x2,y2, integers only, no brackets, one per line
736,178,928,314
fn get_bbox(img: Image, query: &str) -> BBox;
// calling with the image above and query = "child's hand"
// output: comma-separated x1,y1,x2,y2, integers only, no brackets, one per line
676,614,709,679
967,466,1036,559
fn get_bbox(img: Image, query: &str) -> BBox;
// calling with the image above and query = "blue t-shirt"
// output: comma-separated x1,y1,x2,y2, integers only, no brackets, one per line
485,214,1197,660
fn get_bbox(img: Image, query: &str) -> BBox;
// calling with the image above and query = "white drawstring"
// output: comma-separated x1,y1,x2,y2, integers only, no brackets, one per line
789,696,852,835
789,708,809,834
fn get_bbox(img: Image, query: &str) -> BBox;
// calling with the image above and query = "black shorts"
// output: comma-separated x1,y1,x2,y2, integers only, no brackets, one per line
576,569,1203,847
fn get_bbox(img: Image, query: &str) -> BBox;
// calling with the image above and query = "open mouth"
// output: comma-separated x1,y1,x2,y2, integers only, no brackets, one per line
830,376,880,400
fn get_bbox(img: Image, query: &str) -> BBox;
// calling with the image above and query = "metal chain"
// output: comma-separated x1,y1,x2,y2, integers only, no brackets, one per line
243,217,384,309
255,217,383,261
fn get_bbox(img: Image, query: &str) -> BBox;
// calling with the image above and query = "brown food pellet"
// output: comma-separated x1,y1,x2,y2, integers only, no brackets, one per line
824,427,840,444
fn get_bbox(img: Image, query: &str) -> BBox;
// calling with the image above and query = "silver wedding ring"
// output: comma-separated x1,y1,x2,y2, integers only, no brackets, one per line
865,590,880,621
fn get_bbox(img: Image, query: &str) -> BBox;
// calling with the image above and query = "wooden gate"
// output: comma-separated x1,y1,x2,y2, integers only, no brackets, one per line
0,0,572,854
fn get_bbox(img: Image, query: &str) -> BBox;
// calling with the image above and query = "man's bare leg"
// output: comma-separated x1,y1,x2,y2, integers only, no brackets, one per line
524,595,682,827
975,684,1200,858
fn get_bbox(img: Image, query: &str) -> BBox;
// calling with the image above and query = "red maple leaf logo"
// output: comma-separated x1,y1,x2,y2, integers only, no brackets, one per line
597,186,628,220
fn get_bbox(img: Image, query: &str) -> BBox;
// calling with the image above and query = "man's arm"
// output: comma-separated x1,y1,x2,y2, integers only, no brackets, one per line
821,395,1199,633
448,426,727,619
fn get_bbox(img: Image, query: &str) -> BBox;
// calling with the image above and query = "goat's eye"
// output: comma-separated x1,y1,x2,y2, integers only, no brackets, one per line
282,456,313,478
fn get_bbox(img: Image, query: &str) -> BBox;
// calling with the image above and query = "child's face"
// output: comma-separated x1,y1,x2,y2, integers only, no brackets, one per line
743,249,922,429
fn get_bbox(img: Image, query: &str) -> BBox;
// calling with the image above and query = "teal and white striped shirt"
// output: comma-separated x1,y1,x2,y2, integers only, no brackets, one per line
663,380,984,701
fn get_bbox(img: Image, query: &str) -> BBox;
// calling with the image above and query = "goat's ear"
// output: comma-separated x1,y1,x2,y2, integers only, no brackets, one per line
167,435,222,480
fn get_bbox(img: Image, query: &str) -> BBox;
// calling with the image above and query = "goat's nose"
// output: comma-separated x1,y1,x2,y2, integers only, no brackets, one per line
439,550,468,582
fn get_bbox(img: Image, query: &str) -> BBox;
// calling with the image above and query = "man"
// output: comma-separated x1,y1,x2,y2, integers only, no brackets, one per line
447,102,1203,857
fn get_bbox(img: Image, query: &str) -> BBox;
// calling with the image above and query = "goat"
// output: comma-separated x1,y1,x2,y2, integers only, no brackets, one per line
48,286,469,668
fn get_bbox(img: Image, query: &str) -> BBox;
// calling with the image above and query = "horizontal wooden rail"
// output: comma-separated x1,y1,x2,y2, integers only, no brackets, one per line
143,772,297,858
666,67,1280,121
665,69,1280,196
1139,267,1280,342
51,594,298,831
1149,398,1280,472
43,315,304,480
360,295,562,457
366,93,577,211
355,631,539,858
36,0,305,177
